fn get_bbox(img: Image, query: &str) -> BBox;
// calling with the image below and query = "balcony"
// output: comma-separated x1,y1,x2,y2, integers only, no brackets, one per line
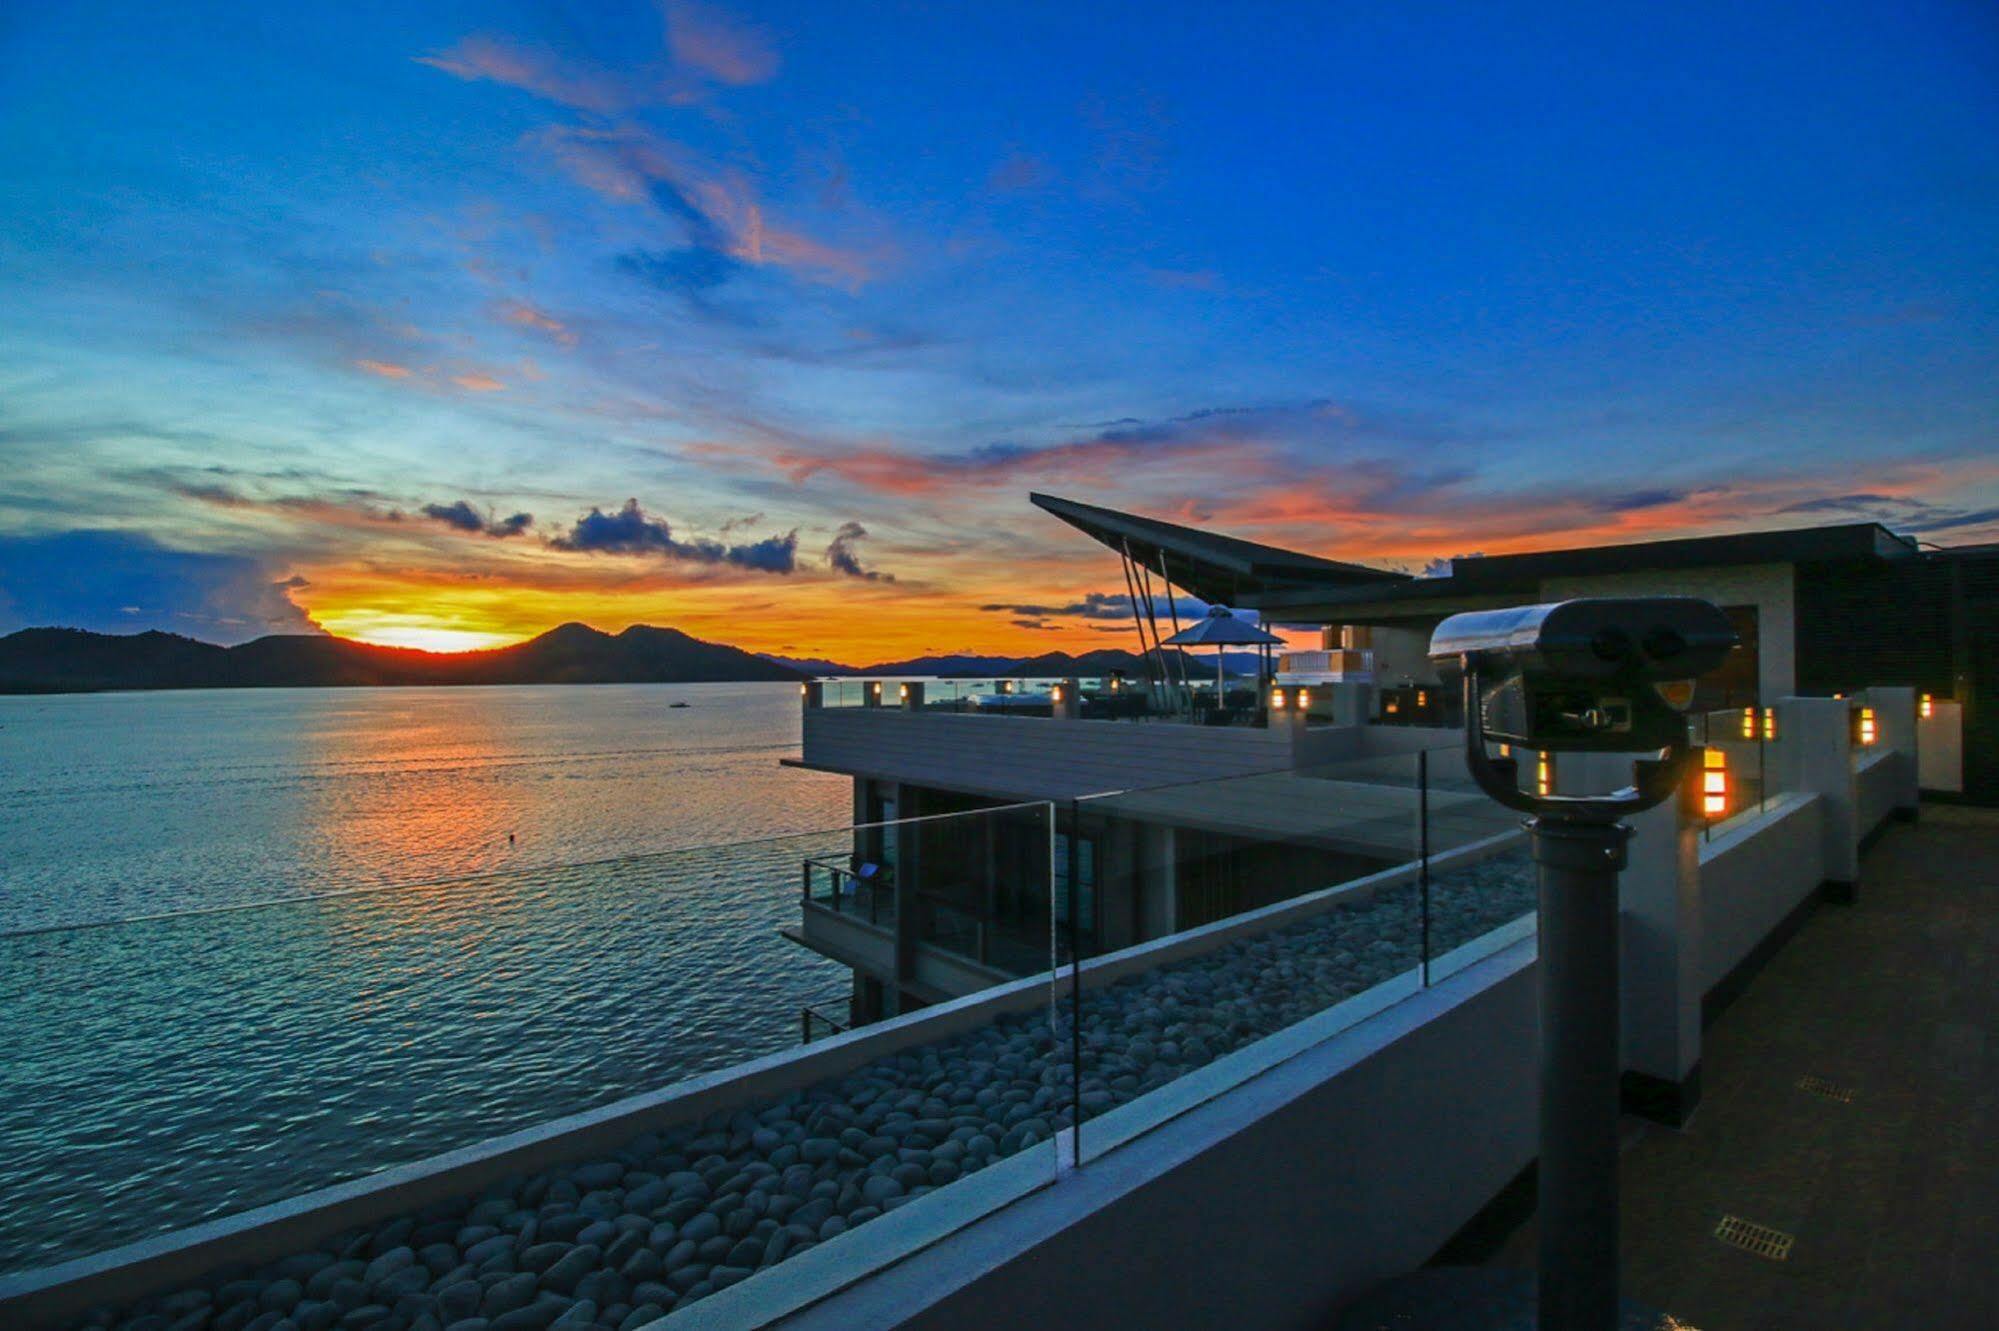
1,689,1955,1331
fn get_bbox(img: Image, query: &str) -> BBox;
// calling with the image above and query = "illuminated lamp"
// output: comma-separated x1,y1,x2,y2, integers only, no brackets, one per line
1385,698,1401,715
1297,688,1312,709
1416,689,1428,707
1536,752,1553,797
1762,708,1776,741
1051,684,1063,702
1271,688,1288,710
1921,693,1933,719
1856,706,1876,746
1740,710,1755,739
898,683,908,701
1702,747,1729,819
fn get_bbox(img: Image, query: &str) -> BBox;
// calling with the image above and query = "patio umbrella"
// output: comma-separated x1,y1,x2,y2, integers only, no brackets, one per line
1161,605,1286,704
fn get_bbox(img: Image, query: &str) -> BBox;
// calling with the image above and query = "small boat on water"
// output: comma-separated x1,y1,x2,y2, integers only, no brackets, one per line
669,701,691,708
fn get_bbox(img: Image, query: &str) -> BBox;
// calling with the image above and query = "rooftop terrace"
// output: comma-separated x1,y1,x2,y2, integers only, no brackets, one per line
1492,805,1999,1329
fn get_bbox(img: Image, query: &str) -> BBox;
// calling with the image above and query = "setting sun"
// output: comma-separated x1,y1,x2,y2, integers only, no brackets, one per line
330,622,524,653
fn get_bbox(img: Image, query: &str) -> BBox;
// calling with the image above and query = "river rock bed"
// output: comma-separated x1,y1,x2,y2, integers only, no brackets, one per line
73,849,1532,1331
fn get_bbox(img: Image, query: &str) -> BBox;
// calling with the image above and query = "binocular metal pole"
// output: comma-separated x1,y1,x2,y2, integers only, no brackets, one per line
1529,813,1631,1331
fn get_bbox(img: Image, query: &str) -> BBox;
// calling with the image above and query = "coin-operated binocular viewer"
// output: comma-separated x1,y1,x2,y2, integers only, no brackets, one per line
1432,597,1735,1331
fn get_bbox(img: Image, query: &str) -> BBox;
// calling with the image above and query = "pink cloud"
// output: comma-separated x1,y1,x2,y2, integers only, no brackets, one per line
664,1,779,85
417,36,670,114
355,359,413,379
532,126,884,288
452,373,506,392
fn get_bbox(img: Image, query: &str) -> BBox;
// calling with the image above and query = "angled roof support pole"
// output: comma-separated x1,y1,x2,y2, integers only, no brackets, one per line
1118,541,1163,704
1135,558,1180,716
1157,549,1194,714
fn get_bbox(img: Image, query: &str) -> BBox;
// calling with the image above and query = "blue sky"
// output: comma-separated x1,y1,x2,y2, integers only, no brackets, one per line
1,1,1994,652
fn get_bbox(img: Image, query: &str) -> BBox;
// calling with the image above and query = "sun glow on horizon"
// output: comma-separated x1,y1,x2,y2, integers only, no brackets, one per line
332,624,525,653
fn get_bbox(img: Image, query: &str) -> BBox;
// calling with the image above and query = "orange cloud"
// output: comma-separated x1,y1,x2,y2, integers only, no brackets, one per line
496,300,577,346
355,358,412,379
452,372,506,392
664,1,778,85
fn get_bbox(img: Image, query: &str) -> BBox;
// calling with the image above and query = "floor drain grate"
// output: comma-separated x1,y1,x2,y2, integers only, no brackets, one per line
1715,1214,1794,1261
1796,1074,1856,1103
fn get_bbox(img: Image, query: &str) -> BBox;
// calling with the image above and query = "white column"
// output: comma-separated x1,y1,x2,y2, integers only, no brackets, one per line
1868,686,1919,816
1616,787,1703,1125
1777,696,1857,899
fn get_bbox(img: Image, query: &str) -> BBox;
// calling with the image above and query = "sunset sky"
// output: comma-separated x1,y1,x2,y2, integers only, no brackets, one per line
2,1,1995,659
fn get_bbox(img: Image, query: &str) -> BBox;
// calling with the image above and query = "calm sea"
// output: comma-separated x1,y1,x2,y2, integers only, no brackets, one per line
0,684,853,1274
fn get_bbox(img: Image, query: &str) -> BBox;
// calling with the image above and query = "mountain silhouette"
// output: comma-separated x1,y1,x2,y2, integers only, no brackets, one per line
0,623,803,693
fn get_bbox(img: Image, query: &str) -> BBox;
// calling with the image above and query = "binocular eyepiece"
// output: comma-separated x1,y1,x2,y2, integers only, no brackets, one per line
1429,597,1738,685
1430,597,1738,776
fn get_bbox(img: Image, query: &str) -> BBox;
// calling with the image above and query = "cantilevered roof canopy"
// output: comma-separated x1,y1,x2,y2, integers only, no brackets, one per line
1030,492,1407,607
1033,492,1922,629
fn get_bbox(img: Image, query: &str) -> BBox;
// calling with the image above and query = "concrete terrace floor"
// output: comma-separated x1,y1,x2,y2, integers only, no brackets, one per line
1495,804,1999,1330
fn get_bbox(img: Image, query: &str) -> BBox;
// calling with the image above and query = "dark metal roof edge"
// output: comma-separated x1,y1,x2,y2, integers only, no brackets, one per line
1446,521,1918,587
1030,492,1407,587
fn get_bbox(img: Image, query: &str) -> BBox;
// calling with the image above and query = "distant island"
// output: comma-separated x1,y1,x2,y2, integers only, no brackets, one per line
0,624,1238,694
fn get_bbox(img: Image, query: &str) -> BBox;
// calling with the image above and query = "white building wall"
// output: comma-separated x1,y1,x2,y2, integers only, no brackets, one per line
1539,562,1797,701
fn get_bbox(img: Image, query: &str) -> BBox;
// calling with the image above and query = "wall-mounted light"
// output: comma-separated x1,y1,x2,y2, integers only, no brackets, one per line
1416,689,1428,708
1110,678,1121,692
1051,684,1064,703
1297,688,1312,709
1856,705,1877,746
1385,698,1401,715
1271,687,1289,710
1762,708,1776,741
799,682,808,697
1702,747,1729,819
870,681,882,697
1498,742,1512,758
1740,710,1756,740
1921,693,1934,719
898,682,908,701
1536,752,1553,797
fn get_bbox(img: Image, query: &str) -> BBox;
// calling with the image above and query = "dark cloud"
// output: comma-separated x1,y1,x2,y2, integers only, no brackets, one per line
979,590,1204,621
0,530,319,644
420,500,534,538
551,499,798,572
825,521,894,581
1601,489,1684,512
1776,493,1902,515
1774,493,1999,537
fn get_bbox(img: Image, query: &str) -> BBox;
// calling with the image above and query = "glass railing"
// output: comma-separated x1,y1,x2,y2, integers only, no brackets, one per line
30,747,1550,1325
1057,746,1532,1164
10,802,1060,1324
807,675,1290,724
1691,705,1787,836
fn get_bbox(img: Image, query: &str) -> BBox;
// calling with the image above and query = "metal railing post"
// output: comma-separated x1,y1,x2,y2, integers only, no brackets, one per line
1419,748,1431,987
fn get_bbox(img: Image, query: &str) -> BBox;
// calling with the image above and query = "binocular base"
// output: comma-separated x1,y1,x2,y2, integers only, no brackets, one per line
1331,1268,1687,1330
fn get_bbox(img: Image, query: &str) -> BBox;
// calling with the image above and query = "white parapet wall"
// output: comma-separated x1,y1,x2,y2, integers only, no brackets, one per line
1697,792,1825,995
1854,748,1906,844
